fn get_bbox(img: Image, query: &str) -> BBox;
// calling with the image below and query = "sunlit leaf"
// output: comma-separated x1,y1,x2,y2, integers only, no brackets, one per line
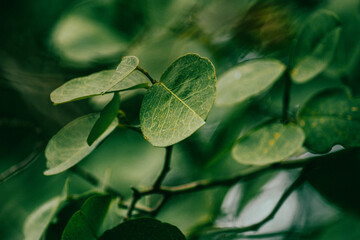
290,10,341,83
140,53,216,147
87,93,120,146
216,59,285,106
61,195,113,240
100,218,186,240
232,123,305,165
44,113,118,175
50,56,149,104
297,88,360,153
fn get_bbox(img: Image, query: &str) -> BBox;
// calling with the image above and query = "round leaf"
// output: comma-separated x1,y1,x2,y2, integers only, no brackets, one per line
297,88,360,153
99,218,186,240
140,53,216,147
216,59,285,106
44,113,118,175
290,10,341,83
50,56,149,104
232,123,305,165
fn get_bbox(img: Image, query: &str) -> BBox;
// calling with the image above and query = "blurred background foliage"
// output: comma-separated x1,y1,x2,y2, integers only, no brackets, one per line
0,0,359,239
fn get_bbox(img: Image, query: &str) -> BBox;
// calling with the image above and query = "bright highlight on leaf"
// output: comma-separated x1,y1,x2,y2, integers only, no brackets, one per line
87,93,120,146
232,123,305,165
50,56,149,104
100,218,186,240
297,88,360,153
216,59,286,106
140,53,216,147
290,10,341,83
44,113,118,175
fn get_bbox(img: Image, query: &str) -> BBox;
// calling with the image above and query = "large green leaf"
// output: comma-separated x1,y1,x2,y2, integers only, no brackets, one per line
61,195,112,240
140,53,216,147
87,93,120,146
50,56,149,104
232,123,305,165
100,218,186,240
216,59,285,106
290,10,341,83
297,88,360,153
44,113,118,175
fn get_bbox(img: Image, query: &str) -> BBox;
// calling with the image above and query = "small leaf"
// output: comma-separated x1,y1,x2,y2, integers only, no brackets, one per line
297,88,360,153
216,59,285,106
62,195,113,240
140,53,216,147
87,93,120,145
99,218,186,240
50,56,149,104
232,123,305,165
44,113,118,175
290,10,341,83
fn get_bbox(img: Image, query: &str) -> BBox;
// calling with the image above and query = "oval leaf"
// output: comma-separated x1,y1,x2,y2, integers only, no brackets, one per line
62,195,113,240
100,218,186,240
216,59,285,106
51,56,149,104
297,88,360,153
290,10,341,83
87,93,120,145
232,123,305,165
140,53,216,147
44,113,118,175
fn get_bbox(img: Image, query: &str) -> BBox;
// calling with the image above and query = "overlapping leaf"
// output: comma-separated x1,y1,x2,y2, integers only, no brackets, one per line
44,113,118,175
232,123,305,165
50,56,149,104
290,10,341,83
140,53,216,147
297,88,360,153
216,59,285,106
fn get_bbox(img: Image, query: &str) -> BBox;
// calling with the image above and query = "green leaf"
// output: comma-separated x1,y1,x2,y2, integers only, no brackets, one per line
99,218,186,240
50,56,149,104
297,88,360,153
87,93,120,146
62,195,112,240
216,59,286,106
290,10,341,83
44,113,118,175
140,53,216,147
232,123,305,165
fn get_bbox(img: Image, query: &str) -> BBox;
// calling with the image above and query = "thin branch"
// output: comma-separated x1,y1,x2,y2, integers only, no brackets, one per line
0,145,43,185
282,69,292,124
126,188,141,219
136,66,157,84
153,146,173,190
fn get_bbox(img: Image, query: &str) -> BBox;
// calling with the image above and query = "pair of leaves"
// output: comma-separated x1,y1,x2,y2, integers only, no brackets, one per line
298,87,360,153
290,10,341,83
50,56,149,104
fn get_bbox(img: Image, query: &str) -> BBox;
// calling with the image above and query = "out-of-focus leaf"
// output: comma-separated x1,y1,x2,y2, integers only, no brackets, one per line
297,88,360,153
290,10,341,83
51,56,149,104
44,113,118,175
232,123,305,165
140,53,216,147
216,59,285,106
61,195,112,240
87,93,120,146
100,218,186,240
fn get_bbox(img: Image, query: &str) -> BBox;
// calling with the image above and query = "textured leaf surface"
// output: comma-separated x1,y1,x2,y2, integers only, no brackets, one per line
100,218,186,240
87,93,120,145
297,88,360,153
290,10,341,83
45,113,118,175
62,195,112,240
232,123,305,165
51,56,149,104
140,53,216,147
216,59,285,106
